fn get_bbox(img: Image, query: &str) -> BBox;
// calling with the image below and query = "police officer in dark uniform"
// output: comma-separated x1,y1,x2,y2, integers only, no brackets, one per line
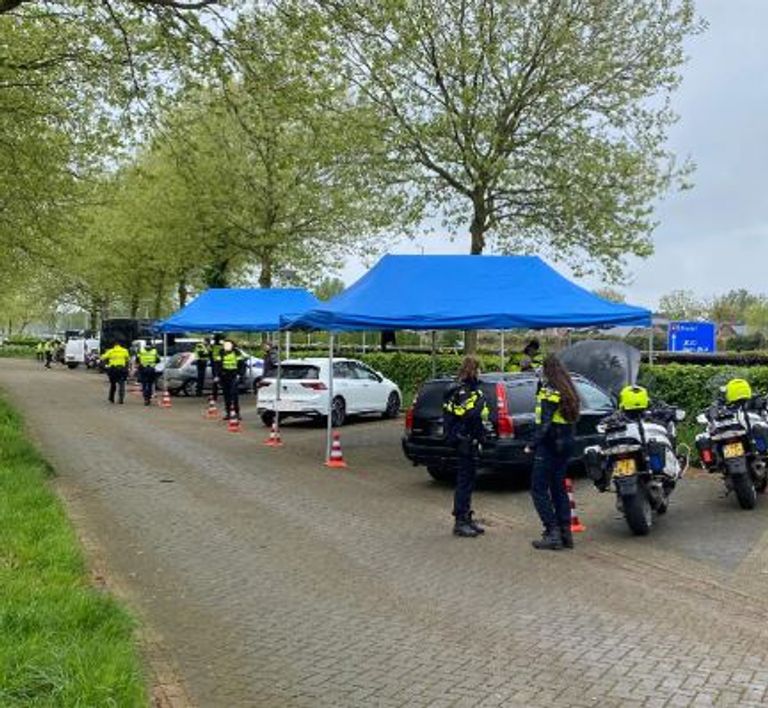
137,340,160,406
209,334,223,402
525,354,581,550
220,339,246,420
443,356,491,538
194,338,210,397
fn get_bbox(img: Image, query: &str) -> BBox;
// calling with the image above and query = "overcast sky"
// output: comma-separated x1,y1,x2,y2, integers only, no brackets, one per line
341,1,767,310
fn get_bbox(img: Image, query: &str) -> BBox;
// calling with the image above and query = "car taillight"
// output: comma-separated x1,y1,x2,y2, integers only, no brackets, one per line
701,448,714,465
495,383,515,438
301,382,328,390
405,406,414,433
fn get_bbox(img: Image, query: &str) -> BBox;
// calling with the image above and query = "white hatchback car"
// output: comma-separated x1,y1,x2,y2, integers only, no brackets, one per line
257,357,402,427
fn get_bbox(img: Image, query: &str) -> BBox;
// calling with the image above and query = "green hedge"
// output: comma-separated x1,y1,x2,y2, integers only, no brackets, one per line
639,364,768,416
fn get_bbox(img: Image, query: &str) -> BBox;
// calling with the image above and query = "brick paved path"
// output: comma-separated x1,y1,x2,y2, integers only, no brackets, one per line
3,359,768,707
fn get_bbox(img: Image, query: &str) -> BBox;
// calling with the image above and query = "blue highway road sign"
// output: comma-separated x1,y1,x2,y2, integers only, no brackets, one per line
668,321,716,353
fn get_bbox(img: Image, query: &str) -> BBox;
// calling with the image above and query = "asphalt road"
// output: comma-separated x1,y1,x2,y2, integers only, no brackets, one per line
4,358,768,707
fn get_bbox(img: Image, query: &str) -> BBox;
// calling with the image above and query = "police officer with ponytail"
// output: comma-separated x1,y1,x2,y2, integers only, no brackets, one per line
525,354,581,550
443,356,491,538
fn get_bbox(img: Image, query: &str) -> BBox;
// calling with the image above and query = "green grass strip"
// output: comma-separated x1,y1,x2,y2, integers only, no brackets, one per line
0,397,147,706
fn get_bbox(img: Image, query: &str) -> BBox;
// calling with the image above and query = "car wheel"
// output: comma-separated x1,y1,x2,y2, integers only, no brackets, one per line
383,391,401,419
181,379,196,397
331,397,346,427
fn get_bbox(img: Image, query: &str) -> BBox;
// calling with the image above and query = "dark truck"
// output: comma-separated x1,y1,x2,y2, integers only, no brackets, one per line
402,371,615,482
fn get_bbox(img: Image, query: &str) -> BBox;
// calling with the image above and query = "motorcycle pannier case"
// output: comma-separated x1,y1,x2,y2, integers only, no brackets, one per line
752,421,768,454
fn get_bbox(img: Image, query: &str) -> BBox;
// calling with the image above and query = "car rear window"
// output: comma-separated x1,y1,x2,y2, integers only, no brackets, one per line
414,381,451,417
505,382,537,414
280,364,320,380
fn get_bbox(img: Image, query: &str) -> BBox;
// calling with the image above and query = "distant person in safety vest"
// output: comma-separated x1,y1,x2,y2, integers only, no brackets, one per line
137,340,160,406
443,356,492,538
508,338,543,372
102,341,131,404
194,338,210,397
209,334,224,402
220,340,246,420
525,355,581,551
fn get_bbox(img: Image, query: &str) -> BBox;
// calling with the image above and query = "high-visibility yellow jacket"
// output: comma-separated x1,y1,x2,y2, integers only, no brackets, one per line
102,344,130,368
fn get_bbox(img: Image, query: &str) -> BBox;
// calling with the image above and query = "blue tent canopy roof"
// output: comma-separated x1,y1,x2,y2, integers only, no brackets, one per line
285,255,651,332
158,288,321,333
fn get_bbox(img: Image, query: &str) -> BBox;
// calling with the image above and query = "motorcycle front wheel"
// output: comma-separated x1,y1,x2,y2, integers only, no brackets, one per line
732,474,757,510
622,492,652,536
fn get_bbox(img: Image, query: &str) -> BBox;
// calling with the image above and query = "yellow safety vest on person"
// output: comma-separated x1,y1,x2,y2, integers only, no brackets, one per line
221,350,245,372
535,386,568,425
508,351,544,373
138,347,159,368
102,344,130,368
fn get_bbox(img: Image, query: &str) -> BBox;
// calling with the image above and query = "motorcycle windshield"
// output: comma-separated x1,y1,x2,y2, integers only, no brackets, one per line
559,340,641,398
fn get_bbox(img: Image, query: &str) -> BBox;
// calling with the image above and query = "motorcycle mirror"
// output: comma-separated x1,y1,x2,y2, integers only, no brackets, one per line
597,423,607,434
675,409,686,422
696,413,708,425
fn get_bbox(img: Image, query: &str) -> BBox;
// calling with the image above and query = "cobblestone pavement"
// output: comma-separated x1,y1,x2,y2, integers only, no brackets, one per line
4,358,768,707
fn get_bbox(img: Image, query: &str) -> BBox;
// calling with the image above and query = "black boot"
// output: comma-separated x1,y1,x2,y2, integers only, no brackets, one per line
560,525,574,550
532,527,563,551
467,511,485,535
453,513,479,538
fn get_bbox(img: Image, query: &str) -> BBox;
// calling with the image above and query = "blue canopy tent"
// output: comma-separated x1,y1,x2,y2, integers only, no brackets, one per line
286,255,651,331
157,287,321,333
283,255,651,461
155,288,320,410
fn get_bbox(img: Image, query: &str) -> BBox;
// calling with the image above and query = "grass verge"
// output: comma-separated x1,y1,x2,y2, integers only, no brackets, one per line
0,396,146,706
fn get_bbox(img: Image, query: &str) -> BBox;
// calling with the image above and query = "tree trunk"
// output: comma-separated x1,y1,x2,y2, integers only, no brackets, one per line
464,198,488,355
88,303,99,332
259,253,273,288
152,276,166,320
129,292,140,319
178,279,188,308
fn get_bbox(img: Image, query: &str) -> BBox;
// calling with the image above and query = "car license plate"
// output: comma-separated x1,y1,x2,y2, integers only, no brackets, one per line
724,442,745,459
613,458,636,477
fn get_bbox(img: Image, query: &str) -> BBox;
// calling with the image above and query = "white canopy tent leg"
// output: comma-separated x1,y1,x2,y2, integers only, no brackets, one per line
274,330,282,434
285,330,291,359
500,330,505,371
162,332,168,397
431,330,437,378
648,328,654,365
326,333,335,461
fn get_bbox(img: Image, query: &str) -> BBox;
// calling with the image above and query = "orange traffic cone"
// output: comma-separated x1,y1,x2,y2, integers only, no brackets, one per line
204,397,218,420
226,407,241,433
565,477,586,533
264,421,283,447
159,390,172,409
325,431,347,469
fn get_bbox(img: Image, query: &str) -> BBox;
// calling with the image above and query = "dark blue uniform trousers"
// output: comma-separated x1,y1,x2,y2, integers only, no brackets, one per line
453,439,477,518
530,434,573,531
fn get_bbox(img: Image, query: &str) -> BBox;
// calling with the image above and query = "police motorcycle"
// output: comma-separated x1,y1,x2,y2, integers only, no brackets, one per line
584,386,688,536
694,378,768,510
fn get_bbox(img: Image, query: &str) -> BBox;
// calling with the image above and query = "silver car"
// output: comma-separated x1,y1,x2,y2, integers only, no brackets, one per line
161,351,264,396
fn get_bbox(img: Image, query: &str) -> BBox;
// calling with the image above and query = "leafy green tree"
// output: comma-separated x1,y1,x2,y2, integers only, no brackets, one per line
594,288,626,304
710,289,761,325
315,277,346,301
658,290,707,321
305,0,702,279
